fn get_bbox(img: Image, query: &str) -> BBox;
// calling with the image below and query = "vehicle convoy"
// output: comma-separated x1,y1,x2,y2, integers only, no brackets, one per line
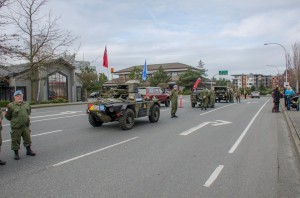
138,87,170,107
190,87,203,108
214,86,230,102
190,87,215,108
87,81,160,130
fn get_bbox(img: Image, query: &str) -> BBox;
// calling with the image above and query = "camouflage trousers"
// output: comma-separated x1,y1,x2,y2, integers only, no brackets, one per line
202,98,208,109
10,127,32,150
171,101,178,115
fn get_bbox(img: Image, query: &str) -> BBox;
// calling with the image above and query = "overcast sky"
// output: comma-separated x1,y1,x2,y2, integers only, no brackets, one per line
43,0,300,78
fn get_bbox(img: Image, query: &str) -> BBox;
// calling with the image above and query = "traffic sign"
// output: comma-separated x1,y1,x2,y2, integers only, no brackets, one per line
219,70,228,75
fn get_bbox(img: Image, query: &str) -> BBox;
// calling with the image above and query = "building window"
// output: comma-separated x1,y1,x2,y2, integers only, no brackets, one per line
48,72,68,100
171,72,177,77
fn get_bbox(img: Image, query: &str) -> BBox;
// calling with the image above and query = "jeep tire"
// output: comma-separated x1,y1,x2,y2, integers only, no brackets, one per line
165,99,170,107
120,108,135,130
149,104,160,123
88,114,103,127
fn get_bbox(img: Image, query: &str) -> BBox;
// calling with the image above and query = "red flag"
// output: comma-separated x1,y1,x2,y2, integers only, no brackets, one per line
193,78,201,90
103,46,108,68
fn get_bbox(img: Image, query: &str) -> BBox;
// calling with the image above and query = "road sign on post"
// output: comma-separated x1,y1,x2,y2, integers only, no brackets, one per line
219,70,228,75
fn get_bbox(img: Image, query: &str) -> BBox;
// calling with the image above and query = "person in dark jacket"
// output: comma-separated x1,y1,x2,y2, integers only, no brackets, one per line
273,86,281,112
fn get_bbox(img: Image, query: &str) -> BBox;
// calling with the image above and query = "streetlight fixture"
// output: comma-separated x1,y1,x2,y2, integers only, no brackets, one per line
264,43,288,85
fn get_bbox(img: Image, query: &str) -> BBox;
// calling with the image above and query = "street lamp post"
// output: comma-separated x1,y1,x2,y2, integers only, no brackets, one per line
264,43,288,85
211,73,218,90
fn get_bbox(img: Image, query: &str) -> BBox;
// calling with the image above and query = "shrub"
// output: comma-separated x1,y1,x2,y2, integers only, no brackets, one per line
0,100,10,107
40,100,51,104
30,101,37,105
52,98,68,103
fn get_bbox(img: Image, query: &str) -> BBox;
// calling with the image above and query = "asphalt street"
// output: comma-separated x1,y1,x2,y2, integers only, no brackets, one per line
0,96,299,198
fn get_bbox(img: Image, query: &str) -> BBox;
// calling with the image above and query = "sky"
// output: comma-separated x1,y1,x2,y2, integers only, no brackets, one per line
42,0,300,78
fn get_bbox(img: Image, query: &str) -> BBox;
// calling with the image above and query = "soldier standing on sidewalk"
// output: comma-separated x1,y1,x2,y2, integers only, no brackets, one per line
5,90,36,160
0,109,6,165
170,85,178,118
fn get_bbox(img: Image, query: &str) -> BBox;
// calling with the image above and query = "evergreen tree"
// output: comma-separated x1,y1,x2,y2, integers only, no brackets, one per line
77,67,98,101
128,66,142,81
148,66,171,86
178,68,204,89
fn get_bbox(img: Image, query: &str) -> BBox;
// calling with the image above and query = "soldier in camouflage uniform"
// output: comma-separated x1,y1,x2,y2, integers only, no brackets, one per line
5,90,36,160
209,89,216,108
0,109,6,165
201,88,208,110
170,85,178,118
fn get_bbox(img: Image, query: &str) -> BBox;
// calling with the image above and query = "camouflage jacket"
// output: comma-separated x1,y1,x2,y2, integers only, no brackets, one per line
170,90,178,103
5,101,31,129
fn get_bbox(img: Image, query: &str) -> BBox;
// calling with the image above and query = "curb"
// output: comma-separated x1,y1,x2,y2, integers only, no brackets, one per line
282,103,300,160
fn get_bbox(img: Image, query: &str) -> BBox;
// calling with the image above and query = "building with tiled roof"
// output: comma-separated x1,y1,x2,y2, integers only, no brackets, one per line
112,62,202,82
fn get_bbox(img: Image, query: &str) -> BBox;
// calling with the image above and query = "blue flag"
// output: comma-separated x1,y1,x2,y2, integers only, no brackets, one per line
142,59,147,81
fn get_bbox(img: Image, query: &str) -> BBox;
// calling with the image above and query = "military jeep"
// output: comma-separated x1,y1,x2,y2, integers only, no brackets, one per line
87,80,160,130
190,88,204,107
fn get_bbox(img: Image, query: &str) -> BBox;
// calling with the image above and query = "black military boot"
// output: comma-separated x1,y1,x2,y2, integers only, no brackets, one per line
26,146,36,156
14,150,20,160
0,159,6,165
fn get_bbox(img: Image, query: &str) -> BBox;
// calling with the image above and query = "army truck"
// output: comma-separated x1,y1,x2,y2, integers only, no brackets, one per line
87,80,160,130
214,86,230,102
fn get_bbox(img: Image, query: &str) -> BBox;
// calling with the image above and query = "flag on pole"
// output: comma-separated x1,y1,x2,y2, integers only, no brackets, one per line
103,46,108,68
193,78,201,90
142,59,147,81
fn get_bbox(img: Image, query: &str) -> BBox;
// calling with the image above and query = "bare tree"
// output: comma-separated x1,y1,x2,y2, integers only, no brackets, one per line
8,0,77,101
0,0,17,65
289,42,300,92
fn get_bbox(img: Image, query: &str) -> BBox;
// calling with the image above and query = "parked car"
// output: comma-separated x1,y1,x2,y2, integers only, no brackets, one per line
89,92,100,98
138,87,170,107
251,91,260,98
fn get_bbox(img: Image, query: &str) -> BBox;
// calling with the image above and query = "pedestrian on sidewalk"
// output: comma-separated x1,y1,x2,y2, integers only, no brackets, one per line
236,89,241,103
0,109,6,165
284,86,295,110
272,85,281,112
5,90,36,160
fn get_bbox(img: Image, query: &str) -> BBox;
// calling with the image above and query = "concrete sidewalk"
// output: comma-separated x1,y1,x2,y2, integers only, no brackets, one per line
282,102,300,159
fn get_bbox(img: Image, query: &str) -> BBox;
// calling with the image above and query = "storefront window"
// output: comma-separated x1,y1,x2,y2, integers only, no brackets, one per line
48,72,67,100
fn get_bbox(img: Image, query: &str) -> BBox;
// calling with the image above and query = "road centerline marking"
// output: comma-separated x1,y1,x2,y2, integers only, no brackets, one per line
2,114,86,127
228,99,269,154
204,165,224,187
52,136,138,167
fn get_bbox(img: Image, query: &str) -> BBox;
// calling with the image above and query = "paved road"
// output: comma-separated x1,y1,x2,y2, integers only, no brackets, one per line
0,97,299,198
